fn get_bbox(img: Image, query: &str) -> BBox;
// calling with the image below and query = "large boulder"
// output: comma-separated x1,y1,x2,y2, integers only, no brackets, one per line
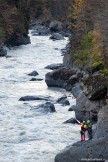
55,103,108,162
0,44,7,57
16,35,30,46
55,135,108,162
45,68,77,88
6,33,30,46
45,63,64,70
50,33,64,40
37,26,51,36
28,70,39,76
63,118,79,124
57,95,70,106
31,102,56,113
49,21,63,32
31,26,51,36
30,78,43,81
19,95,51,101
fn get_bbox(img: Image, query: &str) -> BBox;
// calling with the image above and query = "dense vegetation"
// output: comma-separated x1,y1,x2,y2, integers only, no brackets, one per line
0,0,30,45
29,0,72,22
68,0,108,102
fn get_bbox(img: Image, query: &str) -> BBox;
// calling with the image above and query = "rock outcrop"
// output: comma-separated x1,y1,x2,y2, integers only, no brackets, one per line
0,44,7,57
45,67,77,88
55,103,108,162
55,135,108,162
0,0,30,47
55,0,108,161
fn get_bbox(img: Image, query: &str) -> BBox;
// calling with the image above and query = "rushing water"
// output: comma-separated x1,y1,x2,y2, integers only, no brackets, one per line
0,32,80,162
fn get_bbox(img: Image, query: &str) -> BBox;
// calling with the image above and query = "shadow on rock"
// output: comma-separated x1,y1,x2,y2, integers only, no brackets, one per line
57,95,70,106
31,101,56,113
19,95,52,101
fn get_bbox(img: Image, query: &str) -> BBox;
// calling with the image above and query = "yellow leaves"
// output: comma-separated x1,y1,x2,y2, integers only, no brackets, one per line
74,30,101,67
72,24,78,29
7,25,14,35
88,31,101,64
72,0,85,29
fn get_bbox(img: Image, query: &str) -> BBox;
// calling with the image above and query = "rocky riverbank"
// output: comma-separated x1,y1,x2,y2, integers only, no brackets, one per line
45,42,108,162
44,0,108,161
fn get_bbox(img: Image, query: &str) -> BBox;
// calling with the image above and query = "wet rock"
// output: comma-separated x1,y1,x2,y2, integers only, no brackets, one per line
31,24,51,36
63,118,79,124
50,33,64,40
59,31,71,38
45,68,77,88
30,78,43,81
20,131,26,136
16,35,30,46
45,63,64,70
32,101,56,113
0,44,7,57
54,48,59,50
19,95,51,101
57,95,70,106
38,28,51,36
32,32,39,36
49,21,62,32
61,48,67,55
57,95,67,102
28,70,39,76
68,107,74,111
55,135,108,162
6,34,30,46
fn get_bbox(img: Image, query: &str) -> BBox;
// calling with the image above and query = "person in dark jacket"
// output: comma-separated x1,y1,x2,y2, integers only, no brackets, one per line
87,120,93,140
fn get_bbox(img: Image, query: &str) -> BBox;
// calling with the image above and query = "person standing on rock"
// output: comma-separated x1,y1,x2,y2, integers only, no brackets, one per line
87,120,93,140
80,121,88,141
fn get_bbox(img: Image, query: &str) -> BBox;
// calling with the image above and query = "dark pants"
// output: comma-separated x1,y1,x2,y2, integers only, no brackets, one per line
88,128,92,140
80,131,86,141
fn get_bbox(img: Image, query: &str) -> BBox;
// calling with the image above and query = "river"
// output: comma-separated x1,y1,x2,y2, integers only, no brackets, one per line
0,32,80,162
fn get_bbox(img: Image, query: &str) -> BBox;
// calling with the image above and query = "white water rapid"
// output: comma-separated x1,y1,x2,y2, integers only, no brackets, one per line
0,32,80,162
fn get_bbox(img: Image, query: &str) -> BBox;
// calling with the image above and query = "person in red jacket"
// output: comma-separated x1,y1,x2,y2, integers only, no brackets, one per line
80,121,88,141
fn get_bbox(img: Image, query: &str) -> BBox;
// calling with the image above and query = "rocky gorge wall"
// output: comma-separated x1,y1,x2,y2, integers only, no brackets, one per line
0,0,30,53
64,0,108,66
53,0,108,161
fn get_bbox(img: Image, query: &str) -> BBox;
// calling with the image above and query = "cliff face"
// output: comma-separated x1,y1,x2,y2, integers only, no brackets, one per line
55,0,108,161
0,0,30,46
64,0,108,105
64,0,108,66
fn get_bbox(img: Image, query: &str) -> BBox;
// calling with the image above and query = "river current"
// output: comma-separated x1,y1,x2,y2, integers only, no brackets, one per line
0,32,80,162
